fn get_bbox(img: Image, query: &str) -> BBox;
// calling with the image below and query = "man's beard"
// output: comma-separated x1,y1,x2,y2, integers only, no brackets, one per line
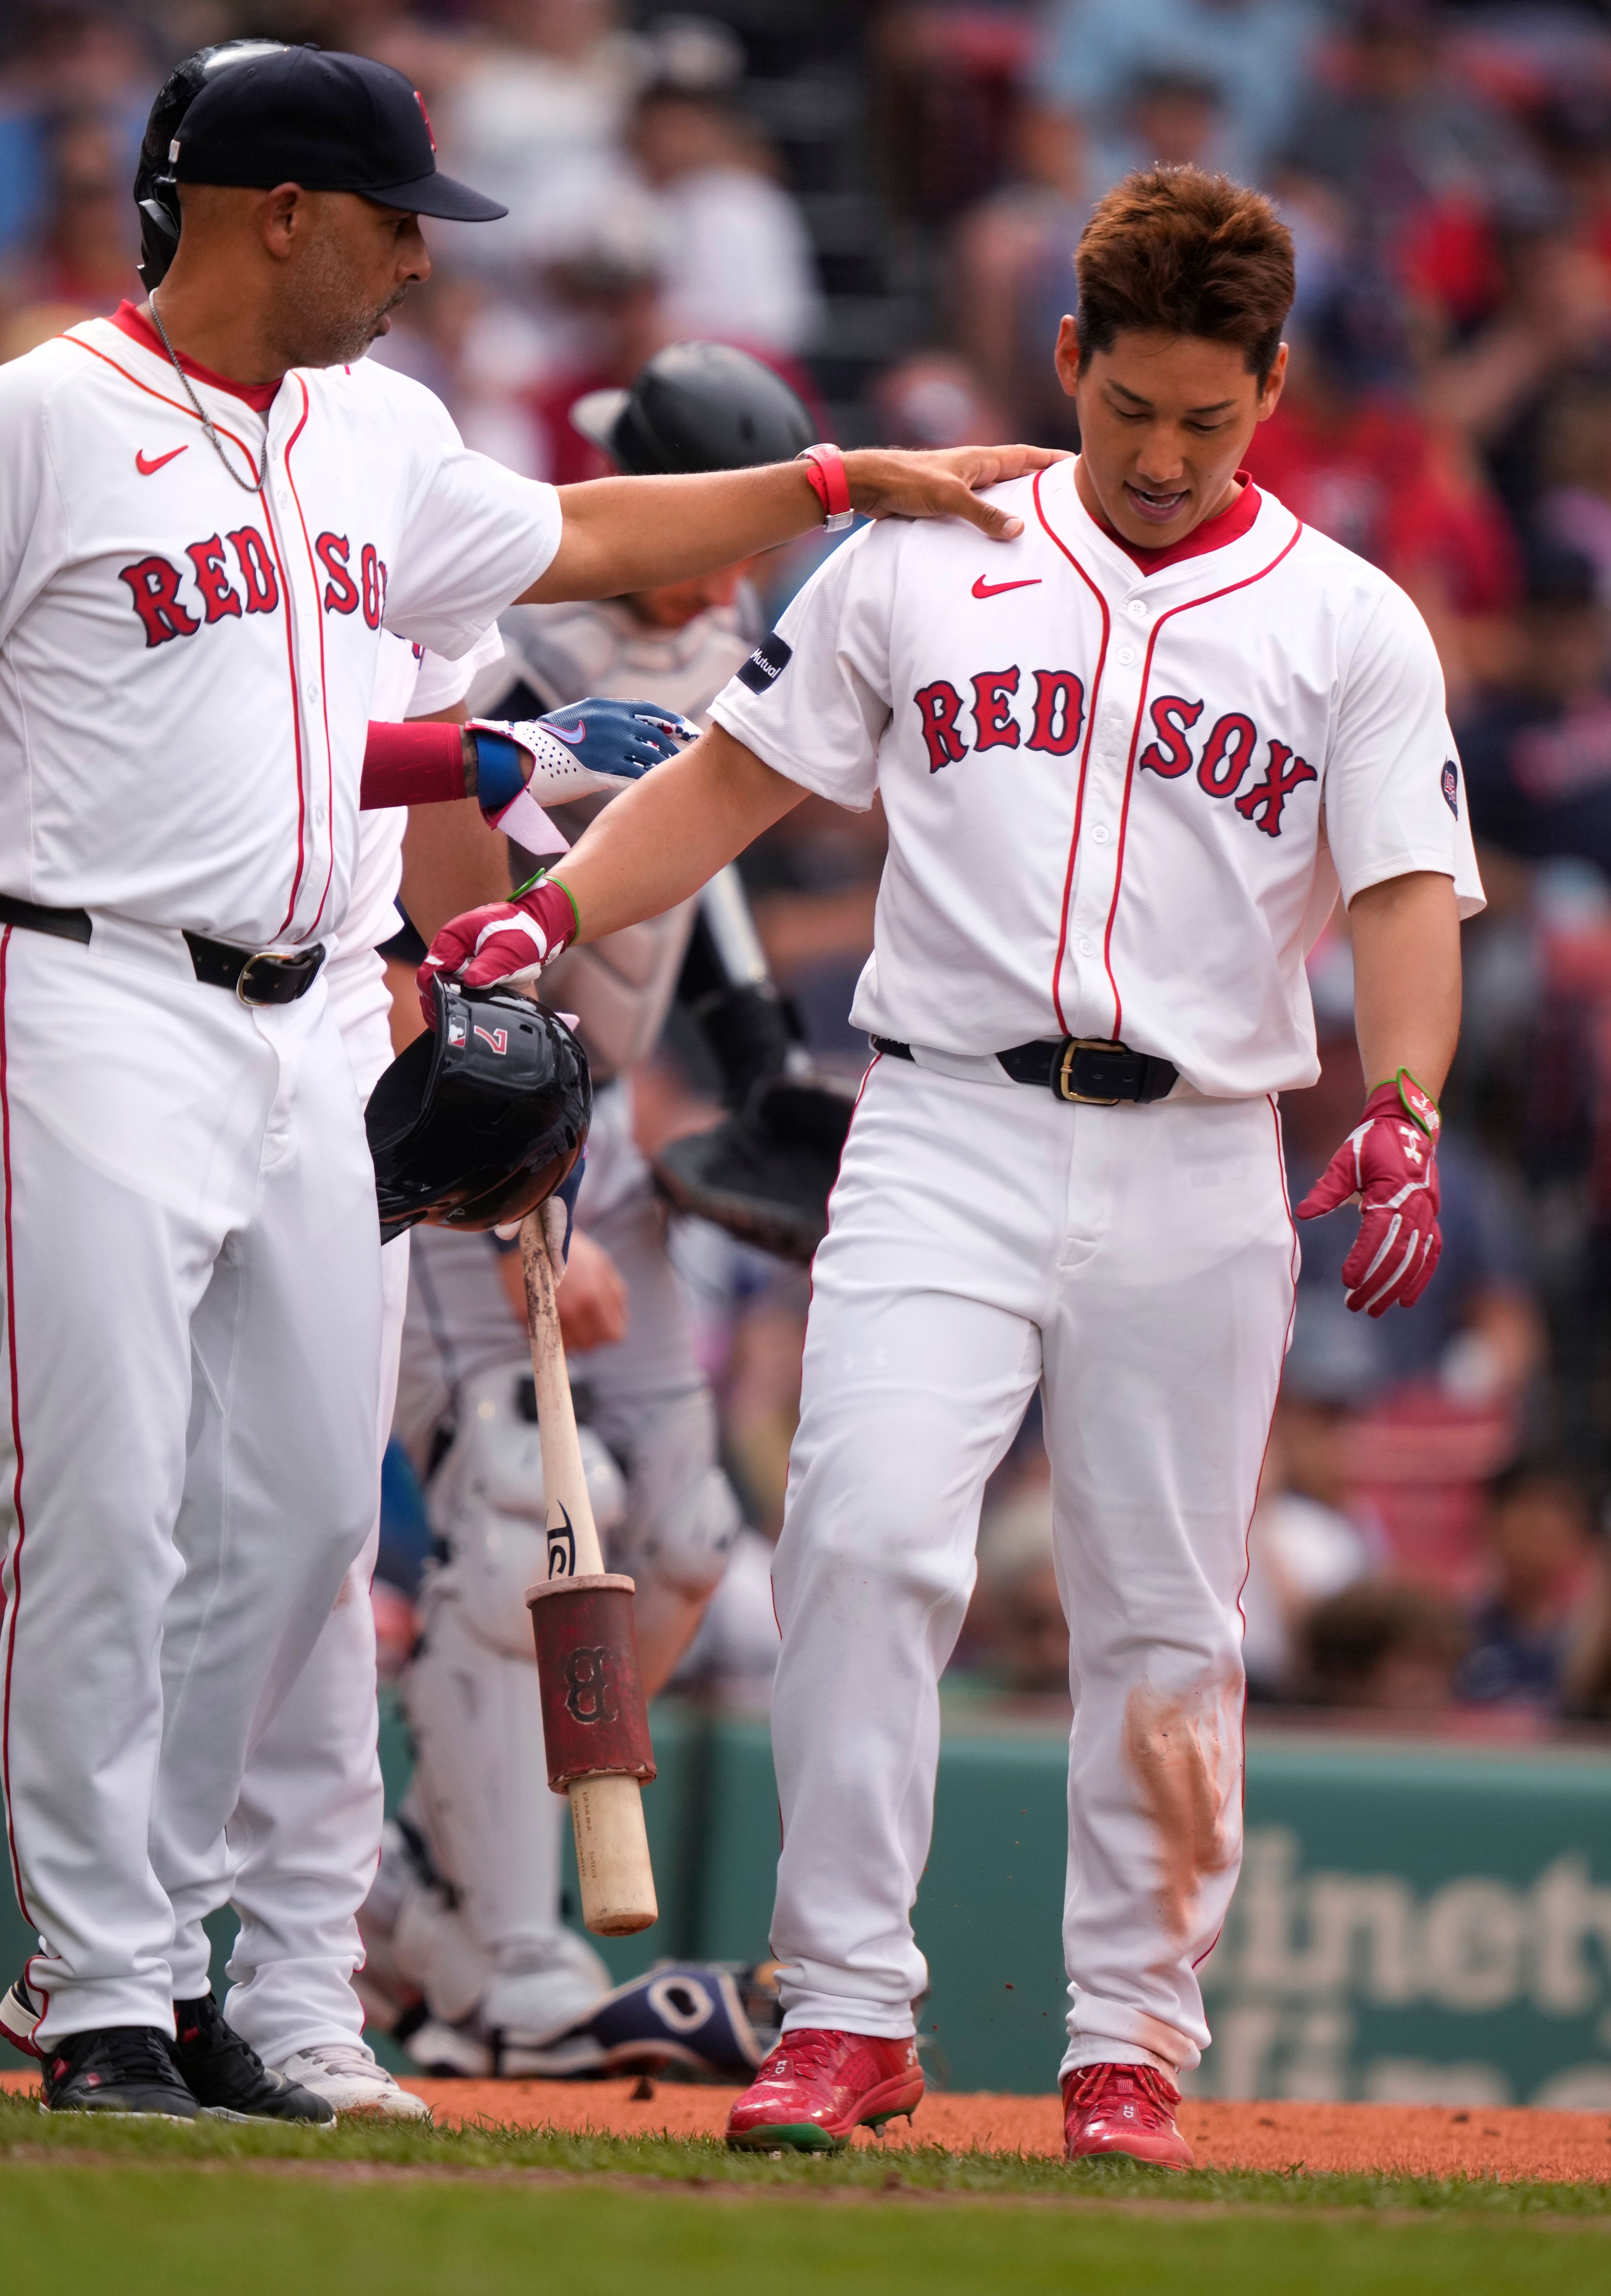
274,237,409,368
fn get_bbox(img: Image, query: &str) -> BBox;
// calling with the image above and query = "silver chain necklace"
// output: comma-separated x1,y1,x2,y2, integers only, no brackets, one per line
146,292,266,495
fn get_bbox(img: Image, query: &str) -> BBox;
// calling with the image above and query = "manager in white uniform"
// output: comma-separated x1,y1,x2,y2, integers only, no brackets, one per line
0,42,1053,2118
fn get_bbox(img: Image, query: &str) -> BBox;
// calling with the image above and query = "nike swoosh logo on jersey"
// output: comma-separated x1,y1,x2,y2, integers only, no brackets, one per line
135,446,189,475
971,574,1041,598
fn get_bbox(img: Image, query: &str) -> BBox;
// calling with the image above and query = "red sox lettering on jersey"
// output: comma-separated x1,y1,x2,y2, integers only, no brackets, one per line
713,459,1482,1100
0,287,567,2059
0,303,558,952
910,670,1317,840
120,530,391,647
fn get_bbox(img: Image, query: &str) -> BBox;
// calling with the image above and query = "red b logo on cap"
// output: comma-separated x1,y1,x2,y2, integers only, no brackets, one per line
414,89,435,153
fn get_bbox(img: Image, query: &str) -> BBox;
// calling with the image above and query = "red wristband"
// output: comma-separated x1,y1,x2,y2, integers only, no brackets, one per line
798,442,853,526
360,719,467,810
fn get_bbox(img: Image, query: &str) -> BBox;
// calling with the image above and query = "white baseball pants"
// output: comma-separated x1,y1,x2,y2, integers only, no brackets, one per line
769,1054,1296,2078
222,964,404,2065
0,920,381,2043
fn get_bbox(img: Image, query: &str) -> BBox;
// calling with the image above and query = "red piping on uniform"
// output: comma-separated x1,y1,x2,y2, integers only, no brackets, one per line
1192,1092,1299,1978
0,929,39,1931
108,301,281,413
258,471,311,942
1103,519,1303,1038
68,334,319,943
776,1048,884,1807
281,379,339,933
804,1051,881,1310
65,338,263,481
1032,469,1109,1035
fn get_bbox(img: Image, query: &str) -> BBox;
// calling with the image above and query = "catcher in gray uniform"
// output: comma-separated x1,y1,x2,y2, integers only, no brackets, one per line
360,346,817,2076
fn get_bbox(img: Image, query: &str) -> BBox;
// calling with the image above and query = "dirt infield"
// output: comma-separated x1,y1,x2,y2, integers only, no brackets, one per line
402,2078,1611,2182
5,2067,1610,2181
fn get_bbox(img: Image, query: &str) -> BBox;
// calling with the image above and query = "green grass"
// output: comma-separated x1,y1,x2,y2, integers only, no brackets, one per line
3,2160,1611,2296
3,2092,1610,2296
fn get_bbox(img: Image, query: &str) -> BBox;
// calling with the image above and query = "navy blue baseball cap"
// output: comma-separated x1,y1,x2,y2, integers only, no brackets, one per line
171,46,506,222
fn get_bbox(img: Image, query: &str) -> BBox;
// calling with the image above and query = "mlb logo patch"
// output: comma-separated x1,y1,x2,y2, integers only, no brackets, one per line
1442,759,1459,817
737,631,793,694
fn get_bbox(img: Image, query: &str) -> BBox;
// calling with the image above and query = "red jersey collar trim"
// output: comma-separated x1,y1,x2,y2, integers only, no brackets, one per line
110,301,282,415
1078,466,1262,575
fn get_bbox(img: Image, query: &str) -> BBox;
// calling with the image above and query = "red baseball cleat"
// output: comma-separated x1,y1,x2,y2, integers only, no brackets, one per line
726,2028,923,2152
1062,2062,1194,2169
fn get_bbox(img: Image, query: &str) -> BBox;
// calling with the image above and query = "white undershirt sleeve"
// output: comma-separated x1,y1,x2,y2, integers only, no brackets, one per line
408,625,506,718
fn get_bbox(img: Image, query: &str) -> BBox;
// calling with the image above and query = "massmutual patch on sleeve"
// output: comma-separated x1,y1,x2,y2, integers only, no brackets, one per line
737,631,793,694
1442,759,1460,817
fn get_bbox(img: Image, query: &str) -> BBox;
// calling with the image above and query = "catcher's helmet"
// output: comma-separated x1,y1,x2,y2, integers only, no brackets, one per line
569,342,815,477
366,980,592,1245
134,39,287,289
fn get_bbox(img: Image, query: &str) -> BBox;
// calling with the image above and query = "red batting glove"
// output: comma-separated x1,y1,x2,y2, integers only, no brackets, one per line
417,876,579,1025
1296,1071,1442,1317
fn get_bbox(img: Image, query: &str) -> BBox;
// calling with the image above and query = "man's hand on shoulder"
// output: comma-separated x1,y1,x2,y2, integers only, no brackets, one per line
844,445,1071,541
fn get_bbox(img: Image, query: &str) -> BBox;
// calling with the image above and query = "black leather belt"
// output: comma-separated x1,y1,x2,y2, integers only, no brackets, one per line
871,1033,1178,1106
0,890,91,945
0,891,324,1007
181,932,326,1005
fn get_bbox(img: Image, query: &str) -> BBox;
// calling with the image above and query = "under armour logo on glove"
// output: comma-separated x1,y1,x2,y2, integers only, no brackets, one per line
468,697,698,819
1297,1070,1442,1317
417,875,580,1022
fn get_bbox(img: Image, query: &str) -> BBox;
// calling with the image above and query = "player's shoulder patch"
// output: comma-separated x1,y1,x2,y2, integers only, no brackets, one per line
736,629,793,695
1442,758,1460,817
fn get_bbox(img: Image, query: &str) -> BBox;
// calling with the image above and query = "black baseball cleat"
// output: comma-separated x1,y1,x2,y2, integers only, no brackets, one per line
170,1992,335,2124
40,2025,201,2117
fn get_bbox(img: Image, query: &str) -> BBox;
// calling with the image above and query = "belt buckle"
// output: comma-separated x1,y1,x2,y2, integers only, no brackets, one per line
1055,1038,1124,1106
236,950,290,1007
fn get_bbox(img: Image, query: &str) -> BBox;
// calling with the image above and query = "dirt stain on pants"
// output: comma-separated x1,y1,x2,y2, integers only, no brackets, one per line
1122,1681,1239,1939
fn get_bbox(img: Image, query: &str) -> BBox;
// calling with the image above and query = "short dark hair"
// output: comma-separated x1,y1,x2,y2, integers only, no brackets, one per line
1075,166,1295,384
1305,1581,1468,1697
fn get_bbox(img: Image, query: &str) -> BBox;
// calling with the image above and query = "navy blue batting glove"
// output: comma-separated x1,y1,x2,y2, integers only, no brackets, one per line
469,698,699,813
493,1151,584,1267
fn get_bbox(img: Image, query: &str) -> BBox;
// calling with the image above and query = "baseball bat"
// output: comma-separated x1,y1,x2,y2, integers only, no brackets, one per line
519,1206,658,1936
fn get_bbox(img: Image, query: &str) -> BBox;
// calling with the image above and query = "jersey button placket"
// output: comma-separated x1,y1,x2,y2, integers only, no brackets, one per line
1066,617,1147,1032
273,436,326,941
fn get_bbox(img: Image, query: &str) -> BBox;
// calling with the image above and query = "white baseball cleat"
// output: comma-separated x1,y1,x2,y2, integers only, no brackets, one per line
402,1945,615,2080
270,2041,432,2121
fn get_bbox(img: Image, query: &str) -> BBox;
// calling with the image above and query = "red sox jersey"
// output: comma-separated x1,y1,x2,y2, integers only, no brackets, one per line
710,459,1483,1099
0,305,560,953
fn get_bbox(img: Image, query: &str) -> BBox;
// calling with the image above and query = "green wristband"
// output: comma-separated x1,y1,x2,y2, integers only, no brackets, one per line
1369,1068,1440,1138
511,870,580,938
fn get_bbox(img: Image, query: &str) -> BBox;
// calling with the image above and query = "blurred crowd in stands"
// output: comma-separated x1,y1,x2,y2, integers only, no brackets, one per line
13,0,1611,1731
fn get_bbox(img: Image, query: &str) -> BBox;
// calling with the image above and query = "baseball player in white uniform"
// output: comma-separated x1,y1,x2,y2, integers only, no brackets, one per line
423,168,1481,2164
0,41,1050,2119
362,347,814,2077
216,624,502,2121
